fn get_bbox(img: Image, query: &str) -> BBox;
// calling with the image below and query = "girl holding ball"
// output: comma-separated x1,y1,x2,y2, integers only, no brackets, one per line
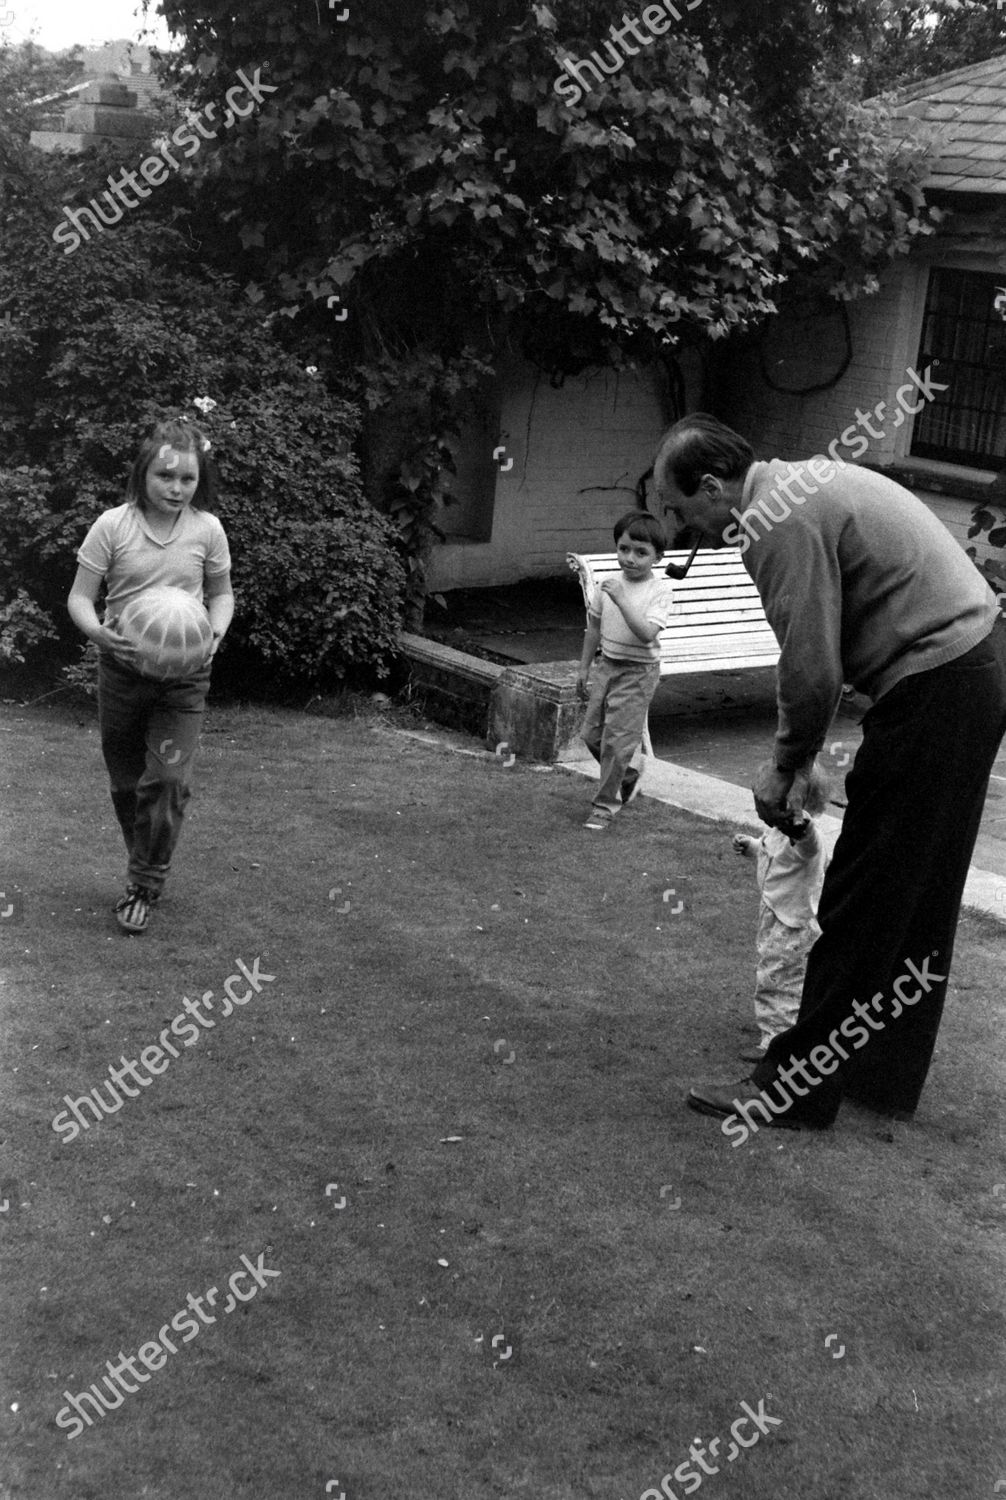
67,418,234,934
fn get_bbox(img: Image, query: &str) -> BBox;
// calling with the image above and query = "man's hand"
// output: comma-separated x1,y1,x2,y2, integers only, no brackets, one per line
575,671,590,701
752,761,813,829
752,762,793,826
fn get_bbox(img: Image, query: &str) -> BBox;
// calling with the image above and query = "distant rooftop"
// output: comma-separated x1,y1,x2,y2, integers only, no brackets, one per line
77,41,167,109
29,40,170,118
890,51,1006,195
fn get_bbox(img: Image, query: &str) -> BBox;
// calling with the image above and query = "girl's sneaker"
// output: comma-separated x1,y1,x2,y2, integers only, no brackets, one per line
114,884,158,934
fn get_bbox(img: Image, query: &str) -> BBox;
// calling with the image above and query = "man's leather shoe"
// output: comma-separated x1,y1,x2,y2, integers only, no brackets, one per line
738,1045,767,1064
686,1076,818,1130
689,1076,761,1116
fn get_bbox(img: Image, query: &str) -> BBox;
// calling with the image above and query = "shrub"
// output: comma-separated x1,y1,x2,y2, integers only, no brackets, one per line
0,587,57,664
177,391,406,684
0,203,405,687
60,640,100,699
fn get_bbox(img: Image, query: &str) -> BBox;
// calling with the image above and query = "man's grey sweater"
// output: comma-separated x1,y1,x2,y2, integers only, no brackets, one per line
734,459,998,771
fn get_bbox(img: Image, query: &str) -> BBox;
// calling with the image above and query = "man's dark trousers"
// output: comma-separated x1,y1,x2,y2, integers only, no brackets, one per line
753,621,1006,1125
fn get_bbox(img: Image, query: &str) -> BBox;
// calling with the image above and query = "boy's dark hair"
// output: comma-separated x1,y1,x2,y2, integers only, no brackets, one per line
125,419,217,513
613,509,666,556
654,414,755,498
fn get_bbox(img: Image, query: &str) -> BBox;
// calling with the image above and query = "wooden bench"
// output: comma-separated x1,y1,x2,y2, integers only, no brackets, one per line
566,547,780,673
566,547,780,757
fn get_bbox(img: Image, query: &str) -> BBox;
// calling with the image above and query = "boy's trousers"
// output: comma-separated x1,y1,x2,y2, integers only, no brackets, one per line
98,652,211,896
581,655,660,813
754,907,820,1051
753,622,1006,1125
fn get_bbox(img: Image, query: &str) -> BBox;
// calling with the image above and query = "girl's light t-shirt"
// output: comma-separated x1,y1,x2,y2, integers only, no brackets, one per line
77,503,231,622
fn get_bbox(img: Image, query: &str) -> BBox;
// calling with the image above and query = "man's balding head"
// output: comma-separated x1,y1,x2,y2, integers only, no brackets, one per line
654,414,755,548
653,414,754,498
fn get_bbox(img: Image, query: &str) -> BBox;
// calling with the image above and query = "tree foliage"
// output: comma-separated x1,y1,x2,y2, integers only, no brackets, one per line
150,0,941,602
858,0,1006,97
0,144,405,682
0,37,83,202
0,36,83,142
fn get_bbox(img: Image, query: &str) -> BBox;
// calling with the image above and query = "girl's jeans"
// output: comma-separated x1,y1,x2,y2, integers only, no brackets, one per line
98,652,211,896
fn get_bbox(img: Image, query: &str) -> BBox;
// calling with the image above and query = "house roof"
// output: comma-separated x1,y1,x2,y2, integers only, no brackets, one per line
76,44,169,110
889,50,1006,195
28,42,169,112
28,41,180,145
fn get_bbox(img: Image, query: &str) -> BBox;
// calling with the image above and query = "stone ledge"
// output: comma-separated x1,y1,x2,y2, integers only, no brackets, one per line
398,633,583,762
399,631,505,741
399,631,506,686
489,660,584,765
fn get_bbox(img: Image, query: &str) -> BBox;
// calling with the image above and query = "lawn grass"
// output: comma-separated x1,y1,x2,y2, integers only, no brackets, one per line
2,699,1005,1500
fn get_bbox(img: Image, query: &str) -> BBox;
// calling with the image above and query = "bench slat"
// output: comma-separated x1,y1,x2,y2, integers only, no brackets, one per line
661,623,777,640
584,567,755,584
671,616,770,628
654,653,779,673
662,638,779,653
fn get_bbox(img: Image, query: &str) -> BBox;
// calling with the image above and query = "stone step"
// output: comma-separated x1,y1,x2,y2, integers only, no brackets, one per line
399,632,583,762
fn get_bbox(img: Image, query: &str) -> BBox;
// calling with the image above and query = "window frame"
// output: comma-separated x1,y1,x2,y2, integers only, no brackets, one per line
907,264,1006,473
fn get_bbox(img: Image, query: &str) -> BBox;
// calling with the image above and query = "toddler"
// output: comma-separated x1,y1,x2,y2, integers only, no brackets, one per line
732,762,830,1061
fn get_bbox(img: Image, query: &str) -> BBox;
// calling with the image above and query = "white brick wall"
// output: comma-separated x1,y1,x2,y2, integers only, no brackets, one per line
428,356,670,589
727,267,921,466
427,267,1003,590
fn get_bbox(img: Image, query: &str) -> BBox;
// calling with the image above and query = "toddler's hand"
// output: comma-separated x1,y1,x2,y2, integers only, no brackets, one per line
779,813,811,844
732,833,756,856
600,576,624,603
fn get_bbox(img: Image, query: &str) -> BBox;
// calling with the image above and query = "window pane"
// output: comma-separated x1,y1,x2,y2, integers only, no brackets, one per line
911,268,1006,471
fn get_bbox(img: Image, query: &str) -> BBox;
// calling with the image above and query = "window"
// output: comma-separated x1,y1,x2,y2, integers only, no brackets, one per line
911,267,1006,471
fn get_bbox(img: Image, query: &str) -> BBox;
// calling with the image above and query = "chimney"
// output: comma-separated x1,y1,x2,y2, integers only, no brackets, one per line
30,72,153,153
